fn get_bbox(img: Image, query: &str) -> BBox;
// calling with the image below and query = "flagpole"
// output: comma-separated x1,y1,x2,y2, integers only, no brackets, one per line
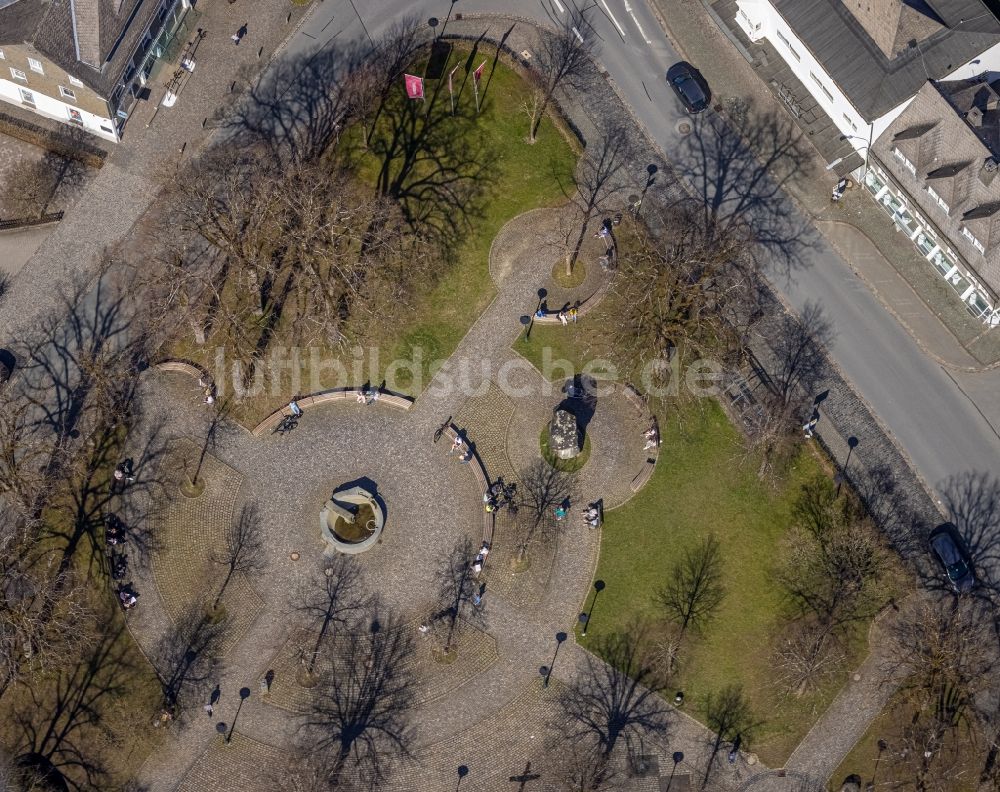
473,59,487,115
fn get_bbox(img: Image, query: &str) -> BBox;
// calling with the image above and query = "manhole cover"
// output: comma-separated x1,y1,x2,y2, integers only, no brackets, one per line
676,120,693,135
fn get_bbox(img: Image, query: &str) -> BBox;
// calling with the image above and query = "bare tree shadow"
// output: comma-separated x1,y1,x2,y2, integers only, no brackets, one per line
11,622,139,791
940,472,1000,603
354,63,493,254
8,275,170,575
675,97,816,273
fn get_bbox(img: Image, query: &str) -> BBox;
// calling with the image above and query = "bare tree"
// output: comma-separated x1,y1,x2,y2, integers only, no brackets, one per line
210,501,265,611
513,460,575,562
301,603,416,789
559,626,671,769
147,148,436,376
772,620,845,697
296,556,367,677
606,207,763,397
3,152,85,219
0,543,94,702
655,534,725,639
525,6,596,143
433,536,483,655
702,684,759,788
563,120,631,275
778,478,895,646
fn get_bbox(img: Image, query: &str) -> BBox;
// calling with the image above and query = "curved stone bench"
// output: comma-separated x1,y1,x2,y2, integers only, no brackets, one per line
630,456,657,493
534,279,612,325
252,388,414,436
444,426,494,549
155,359,208,380
616,383,659,493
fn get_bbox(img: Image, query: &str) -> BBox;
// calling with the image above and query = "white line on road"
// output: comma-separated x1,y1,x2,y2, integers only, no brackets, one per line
572,25,584,42
623,0,653,43
552,0,565,13
599,0,627,38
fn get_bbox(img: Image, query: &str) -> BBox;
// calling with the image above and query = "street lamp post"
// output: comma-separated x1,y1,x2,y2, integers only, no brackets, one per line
582,579,605,635
837,436,859,497
225,687,252,744
665,751,684,791
540,631,568,687
870,738,888,788
839,127,874,179
578,612,589,637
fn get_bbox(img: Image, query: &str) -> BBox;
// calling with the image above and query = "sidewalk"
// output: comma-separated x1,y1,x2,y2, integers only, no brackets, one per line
650,0,1000,370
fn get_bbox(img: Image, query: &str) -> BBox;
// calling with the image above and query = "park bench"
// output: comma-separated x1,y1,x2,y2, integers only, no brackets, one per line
155,359,207,380
251,388,413,436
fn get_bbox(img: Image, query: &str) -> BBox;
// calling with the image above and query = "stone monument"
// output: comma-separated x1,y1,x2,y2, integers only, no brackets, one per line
549,409,581,460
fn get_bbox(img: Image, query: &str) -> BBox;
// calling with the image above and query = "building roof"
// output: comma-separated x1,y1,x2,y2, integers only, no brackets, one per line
0,0,164,100
874,79,1000,293
773,0,1000,120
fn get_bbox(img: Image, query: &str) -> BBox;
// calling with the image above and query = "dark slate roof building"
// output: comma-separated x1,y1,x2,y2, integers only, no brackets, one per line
772,0,1000,121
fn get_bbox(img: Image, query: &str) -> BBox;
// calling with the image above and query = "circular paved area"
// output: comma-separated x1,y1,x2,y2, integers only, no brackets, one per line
125,206,738,792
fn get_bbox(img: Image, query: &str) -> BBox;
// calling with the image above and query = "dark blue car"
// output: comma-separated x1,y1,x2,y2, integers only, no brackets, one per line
667,61,710,113
929,523,975,593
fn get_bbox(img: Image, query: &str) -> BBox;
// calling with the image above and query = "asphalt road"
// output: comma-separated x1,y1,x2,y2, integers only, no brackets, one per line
295,0,999,503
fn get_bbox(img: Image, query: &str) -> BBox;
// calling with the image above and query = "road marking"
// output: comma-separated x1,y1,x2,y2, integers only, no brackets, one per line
599,0,627,38
552,0,565,12
572,25,584,43
623,0,653,43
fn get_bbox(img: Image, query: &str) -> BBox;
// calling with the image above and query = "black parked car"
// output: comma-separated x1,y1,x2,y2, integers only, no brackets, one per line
667,61,710,113
928,522,975,593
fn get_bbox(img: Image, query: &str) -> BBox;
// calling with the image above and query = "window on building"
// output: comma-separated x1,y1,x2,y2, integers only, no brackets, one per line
0,49,5,60
18,88,35,107
68,75,83,87
776,30,801,61
842,114,857,132
27,58,43,74
893,146,917,175
810,72,834,103
927,185,950,213
59,85,76,100
961,226,986,253
9,67,26,82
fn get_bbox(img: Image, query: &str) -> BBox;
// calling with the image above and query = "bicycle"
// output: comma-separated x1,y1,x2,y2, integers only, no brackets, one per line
273,414,299,435
433,415,452,444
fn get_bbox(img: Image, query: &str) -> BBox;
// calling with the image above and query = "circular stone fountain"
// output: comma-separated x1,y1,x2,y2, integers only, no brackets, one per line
319,485,384,555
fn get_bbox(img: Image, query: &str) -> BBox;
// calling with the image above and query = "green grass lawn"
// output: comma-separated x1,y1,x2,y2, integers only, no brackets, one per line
355,46,579,393
578,400,868,766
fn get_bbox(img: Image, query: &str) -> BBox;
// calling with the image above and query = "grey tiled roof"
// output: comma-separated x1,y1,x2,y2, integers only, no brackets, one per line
0,0,165,100
774,0,1000,120
0,0,48,45
874,80,1000,293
